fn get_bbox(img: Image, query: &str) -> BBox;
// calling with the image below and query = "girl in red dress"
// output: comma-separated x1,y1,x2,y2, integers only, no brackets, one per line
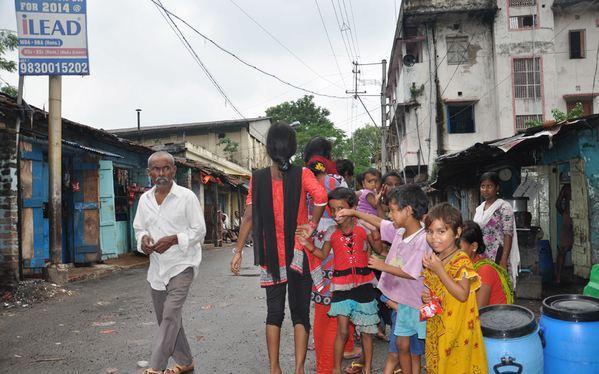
298,187,380,374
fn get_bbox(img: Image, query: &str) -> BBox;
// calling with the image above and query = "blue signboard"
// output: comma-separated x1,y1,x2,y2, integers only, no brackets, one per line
15,0,89,75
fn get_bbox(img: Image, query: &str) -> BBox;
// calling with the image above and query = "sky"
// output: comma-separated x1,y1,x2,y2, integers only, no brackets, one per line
0,0,398,136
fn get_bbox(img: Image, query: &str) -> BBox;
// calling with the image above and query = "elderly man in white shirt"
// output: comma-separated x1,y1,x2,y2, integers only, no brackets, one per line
134,151,206,374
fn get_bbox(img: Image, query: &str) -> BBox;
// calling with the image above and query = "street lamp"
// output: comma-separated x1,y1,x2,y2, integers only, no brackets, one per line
135,108,142,141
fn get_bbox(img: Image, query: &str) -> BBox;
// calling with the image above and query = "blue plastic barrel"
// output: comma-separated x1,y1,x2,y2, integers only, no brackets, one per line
480,304,543,374
540,294,599,374
537,240,554,283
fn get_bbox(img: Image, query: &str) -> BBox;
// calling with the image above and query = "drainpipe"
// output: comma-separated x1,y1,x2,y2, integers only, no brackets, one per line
431,24,445,157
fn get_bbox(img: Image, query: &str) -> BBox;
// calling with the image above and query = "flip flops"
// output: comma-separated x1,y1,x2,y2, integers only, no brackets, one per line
164,362,194,374
344,361,365,374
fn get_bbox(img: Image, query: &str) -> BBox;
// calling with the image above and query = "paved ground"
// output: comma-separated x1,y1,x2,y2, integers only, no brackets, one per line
0,245,390,374
1,243,584,374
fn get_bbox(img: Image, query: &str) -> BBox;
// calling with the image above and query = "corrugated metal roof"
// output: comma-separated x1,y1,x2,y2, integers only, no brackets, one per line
62,139,124,158
431,115,599,189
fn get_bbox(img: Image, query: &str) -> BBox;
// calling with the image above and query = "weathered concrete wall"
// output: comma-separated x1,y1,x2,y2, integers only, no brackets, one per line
135,125,268,172
434,14,499,154
391,13,498,168
0,122,19,291
405,0,496,15
550,5,599,114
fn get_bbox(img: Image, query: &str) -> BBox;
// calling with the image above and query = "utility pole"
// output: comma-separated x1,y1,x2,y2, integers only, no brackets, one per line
48,75,62,265
380,59,387,175
347,61,390,170
346,61,366,99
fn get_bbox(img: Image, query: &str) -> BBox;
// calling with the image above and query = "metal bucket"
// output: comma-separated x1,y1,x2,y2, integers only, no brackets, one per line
505,197,529,212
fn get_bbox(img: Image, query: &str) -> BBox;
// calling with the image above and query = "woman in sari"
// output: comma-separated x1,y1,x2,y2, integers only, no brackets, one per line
473,172,520,287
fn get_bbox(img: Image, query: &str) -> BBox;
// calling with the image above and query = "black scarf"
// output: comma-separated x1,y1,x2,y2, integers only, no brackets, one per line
252,165,302,282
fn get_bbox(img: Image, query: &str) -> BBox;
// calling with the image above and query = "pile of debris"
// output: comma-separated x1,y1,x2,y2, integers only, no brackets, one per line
2,280,74,309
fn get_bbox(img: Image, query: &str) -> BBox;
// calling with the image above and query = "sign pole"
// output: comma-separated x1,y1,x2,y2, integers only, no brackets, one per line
15,0,89,282
48,75,62,265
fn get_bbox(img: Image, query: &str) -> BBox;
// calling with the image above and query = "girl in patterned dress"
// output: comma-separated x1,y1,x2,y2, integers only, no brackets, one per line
422,203,488,374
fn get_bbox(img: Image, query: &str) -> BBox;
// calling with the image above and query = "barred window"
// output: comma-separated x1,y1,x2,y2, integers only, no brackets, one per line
515,114,542,130
513,57,541,99
509,0,535,6
509,15,537,29
447,36,469,65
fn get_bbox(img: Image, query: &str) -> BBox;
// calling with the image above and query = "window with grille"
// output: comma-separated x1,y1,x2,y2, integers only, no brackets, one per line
447,36,469,65
509,15,537,29
569,30,586,59
447,104,475,133
513,57,541,99
509,0,535,6
515,114,542,130
404,26,423,63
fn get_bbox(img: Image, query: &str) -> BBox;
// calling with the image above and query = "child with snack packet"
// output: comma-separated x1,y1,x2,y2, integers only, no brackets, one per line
422,203,487,374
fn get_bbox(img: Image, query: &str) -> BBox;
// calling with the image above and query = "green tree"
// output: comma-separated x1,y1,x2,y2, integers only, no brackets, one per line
217,136,239,161
0,30,18,97
347,124,380,175
265,95,347,163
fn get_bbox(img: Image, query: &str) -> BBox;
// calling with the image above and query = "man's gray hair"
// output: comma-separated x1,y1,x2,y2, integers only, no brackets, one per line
148,151,175,168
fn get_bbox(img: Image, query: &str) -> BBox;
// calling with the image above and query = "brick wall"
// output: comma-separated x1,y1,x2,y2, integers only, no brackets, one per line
0,123,19,291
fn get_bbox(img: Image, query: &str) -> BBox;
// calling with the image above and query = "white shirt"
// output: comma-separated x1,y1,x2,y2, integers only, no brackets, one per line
134,182,206,290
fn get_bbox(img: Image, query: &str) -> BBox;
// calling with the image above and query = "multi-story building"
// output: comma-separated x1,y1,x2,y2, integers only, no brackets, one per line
111,117,272,174
385,0,599,180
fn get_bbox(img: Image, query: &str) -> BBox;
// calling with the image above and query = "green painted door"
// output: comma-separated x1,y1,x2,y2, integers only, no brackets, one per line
99,160,117,259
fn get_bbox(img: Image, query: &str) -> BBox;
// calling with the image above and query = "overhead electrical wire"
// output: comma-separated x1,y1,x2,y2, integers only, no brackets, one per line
356,95,378,127
314,0,348,89
336,0,359,61
149,0,348,100
330,0,356,65
153,0,245,118
228,0,345,90
342,0,361,58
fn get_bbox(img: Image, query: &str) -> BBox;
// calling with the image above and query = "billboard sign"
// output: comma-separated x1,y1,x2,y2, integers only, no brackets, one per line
15,0,89,75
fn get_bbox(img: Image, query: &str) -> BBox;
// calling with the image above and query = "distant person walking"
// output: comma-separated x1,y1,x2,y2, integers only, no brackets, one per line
134,151,206,374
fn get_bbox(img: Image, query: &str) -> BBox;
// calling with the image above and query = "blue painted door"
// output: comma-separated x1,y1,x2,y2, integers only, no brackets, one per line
73,162,99,263
99,160,117,259
21,145,49,269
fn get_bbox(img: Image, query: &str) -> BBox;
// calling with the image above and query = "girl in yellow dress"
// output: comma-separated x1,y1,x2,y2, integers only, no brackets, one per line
422,203,488,374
